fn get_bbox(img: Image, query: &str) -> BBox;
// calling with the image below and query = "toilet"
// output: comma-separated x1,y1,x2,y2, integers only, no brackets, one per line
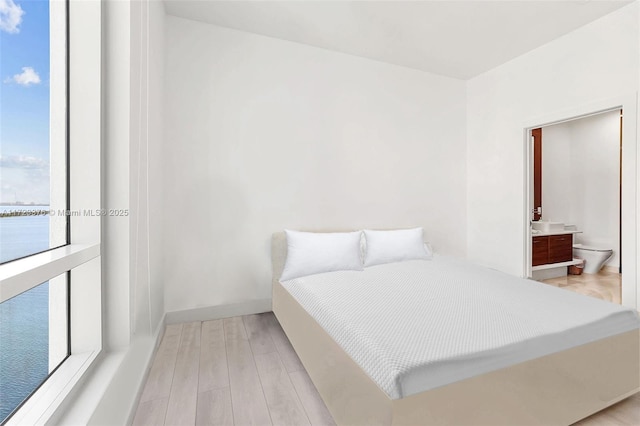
573,244,614,274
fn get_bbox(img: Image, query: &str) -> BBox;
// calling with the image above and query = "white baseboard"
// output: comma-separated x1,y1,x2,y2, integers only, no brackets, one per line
165,298,272,324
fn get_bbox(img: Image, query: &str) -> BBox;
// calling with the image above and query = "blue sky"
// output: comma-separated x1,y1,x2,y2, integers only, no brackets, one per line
0,0,50,204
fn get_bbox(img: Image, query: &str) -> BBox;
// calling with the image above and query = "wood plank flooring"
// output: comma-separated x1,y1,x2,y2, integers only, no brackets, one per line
133,313,334,426
573,392,640,426
134,312,638,426
542,270,622,304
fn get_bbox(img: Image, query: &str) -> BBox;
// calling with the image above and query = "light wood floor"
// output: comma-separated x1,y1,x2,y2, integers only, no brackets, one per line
573,392,640,426
134,311,638,426
542,270,622,304
133,312,335,426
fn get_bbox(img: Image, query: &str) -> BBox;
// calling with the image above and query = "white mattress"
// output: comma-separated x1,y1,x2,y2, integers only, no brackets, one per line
281,256,640,400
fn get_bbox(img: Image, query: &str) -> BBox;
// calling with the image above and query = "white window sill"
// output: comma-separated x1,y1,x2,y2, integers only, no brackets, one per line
0,244,100,303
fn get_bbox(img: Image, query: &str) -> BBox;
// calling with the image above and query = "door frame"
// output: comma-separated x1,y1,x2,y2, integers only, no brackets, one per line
522,94,638,309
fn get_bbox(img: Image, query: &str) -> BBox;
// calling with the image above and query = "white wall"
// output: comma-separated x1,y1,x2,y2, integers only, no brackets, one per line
467,3,638,279
102,0,131,350
130,0,166,336
148,0,165,332
570,111,621,267
129,0,150,336
82,0,166,424
163,16,467,313
542,111,621,267
98,0,165,347
540,123,572,224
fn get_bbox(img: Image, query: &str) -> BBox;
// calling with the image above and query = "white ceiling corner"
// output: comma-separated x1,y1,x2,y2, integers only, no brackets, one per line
163,0,633,79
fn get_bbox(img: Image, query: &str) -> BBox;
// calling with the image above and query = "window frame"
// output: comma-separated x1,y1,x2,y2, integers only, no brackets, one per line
0,0,71,267
0,0,103,423
0,272,70,424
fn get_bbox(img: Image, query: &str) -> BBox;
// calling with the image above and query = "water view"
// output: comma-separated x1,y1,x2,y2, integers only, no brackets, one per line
1,0,56,420
0,206,50,423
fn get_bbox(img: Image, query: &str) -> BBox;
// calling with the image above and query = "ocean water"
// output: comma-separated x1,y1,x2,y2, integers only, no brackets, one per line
0,206,51,423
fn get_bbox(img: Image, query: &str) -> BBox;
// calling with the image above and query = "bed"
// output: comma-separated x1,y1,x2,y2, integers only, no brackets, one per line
271,231,640,425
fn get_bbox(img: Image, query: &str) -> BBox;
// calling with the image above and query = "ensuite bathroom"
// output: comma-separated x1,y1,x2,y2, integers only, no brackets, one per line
531,109,621,303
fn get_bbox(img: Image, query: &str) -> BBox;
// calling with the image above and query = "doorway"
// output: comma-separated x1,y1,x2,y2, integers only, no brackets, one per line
524,97,637,309
530,110,621,303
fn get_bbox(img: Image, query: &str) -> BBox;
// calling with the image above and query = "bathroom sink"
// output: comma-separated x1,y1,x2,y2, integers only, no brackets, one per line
531,221,564,233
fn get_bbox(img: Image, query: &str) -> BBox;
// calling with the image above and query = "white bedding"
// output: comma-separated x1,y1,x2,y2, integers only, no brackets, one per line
281,256,640,400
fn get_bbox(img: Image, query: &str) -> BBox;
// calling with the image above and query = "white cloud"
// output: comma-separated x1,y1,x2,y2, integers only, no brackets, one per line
0,0,24,34
5,66,41,86
0,156,49,204
0,155,48,169
0,167,49,205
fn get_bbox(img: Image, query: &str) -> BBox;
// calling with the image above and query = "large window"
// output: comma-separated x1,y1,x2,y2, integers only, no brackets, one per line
0,0,101,424
0,0,68,264
0,1,93,424
0,274,68,423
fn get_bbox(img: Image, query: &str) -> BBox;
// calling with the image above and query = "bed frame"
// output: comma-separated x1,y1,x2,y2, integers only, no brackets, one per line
271,232,639,425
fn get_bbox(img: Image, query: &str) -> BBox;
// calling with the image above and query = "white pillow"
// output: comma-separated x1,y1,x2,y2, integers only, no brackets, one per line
280,230,363,281
363,228,431,267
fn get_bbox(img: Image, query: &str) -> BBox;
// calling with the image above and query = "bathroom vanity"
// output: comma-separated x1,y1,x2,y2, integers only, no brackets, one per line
531,230,584,283
532,233,574,266
531,222,584,280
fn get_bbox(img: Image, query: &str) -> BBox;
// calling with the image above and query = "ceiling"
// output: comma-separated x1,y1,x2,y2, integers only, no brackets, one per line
163,1,632,80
